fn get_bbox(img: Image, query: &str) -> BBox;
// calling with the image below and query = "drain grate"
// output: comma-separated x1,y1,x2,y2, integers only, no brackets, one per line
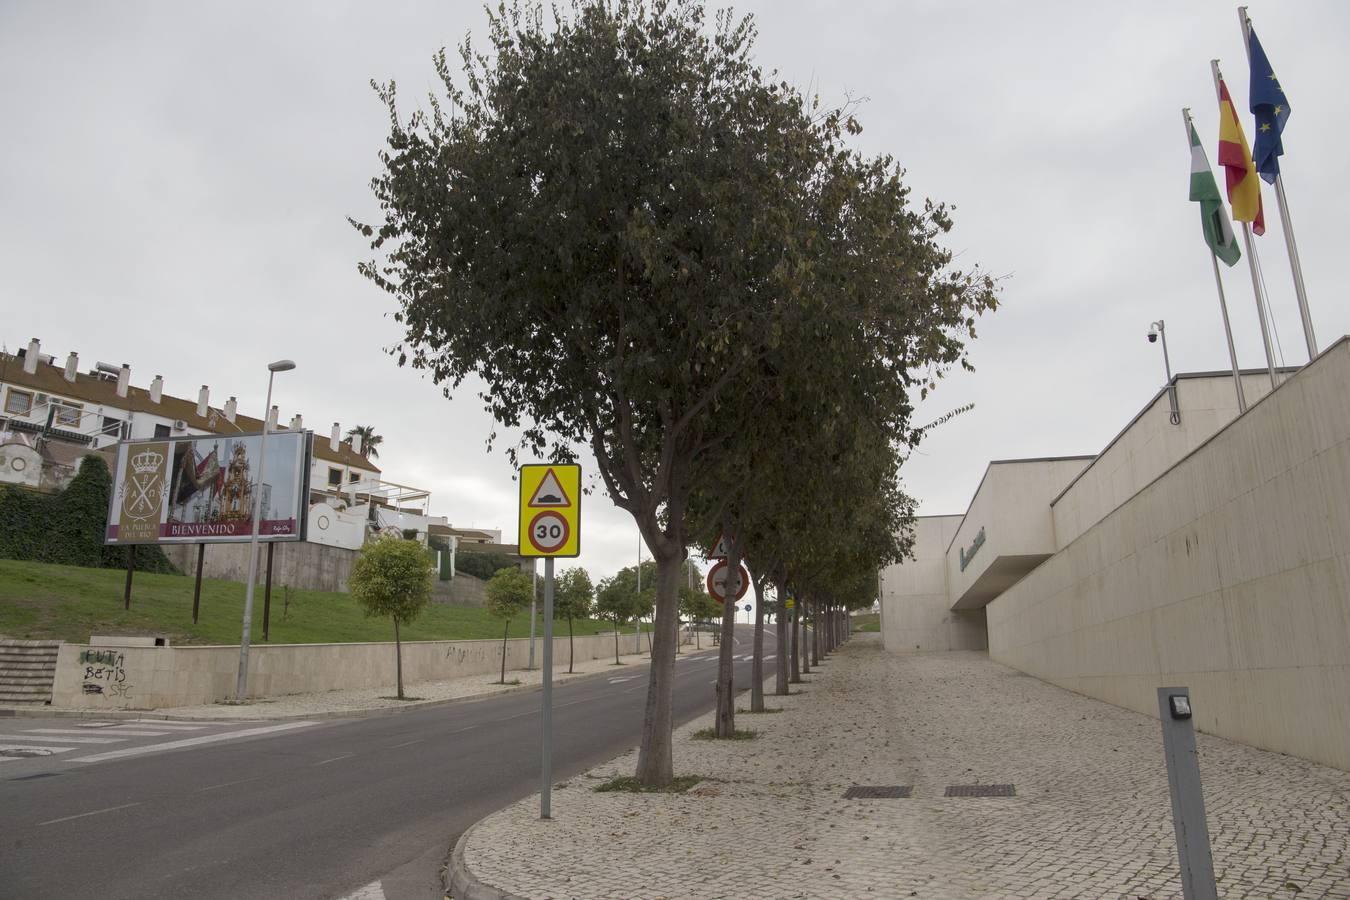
844,785,913,799
945,784,1015,798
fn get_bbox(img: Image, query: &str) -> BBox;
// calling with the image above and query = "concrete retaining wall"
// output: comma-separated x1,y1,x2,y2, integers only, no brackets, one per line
987,339,1350,772
51,629,646,710
163,540,357,593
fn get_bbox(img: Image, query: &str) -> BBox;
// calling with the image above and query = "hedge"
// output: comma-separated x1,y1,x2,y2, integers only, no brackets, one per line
0,455,177,573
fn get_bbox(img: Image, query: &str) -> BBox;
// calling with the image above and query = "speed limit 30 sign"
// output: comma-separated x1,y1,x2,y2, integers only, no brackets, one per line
518,464,581,558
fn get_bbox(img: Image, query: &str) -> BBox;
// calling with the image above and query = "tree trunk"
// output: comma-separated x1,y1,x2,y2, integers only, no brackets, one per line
500,619,510,684
789,601,801,684
713,537,739,738
634,548,683,787
801,599,812,675
811,600,821,666
394,618,404,700
750,576,765,712
568,615,575,674
775,575,789,695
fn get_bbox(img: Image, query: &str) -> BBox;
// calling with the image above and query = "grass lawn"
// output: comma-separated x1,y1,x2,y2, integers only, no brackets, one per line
852,612,880,633
0,559,619,646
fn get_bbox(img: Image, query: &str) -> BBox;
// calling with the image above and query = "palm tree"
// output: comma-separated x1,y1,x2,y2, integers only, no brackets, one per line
345,425,383,460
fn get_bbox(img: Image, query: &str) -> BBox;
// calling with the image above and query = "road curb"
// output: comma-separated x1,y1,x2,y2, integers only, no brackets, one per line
445,819,530,900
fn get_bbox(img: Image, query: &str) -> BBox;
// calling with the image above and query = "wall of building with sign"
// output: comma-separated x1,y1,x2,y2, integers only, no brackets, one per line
879,515,985,653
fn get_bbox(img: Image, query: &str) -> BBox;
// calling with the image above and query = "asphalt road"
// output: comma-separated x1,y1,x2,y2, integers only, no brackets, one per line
0,628,773,900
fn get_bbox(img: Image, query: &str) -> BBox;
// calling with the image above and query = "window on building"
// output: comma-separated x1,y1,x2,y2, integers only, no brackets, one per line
53,401,83,427
101,416,123,439
328,467,343,487
154,423,171,438
349,471,360,483
4,389,32,416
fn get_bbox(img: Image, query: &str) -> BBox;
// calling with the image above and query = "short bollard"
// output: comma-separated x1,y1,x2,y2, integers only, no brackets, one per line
1157,687,1218,900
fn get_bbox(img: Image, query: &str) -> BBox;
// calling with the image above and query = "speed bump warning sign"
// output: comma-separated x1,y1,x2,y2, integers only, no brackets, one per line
518,464,581,558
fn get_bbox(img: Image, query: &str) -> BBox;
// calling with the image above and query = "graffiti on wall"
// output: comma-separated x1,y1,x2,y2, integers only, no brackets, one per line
79,648,133,700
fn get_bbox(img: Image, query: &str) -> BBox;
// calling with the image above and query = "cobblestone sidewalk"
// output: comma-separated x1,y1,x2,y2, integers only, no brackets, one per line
457,635,1350,899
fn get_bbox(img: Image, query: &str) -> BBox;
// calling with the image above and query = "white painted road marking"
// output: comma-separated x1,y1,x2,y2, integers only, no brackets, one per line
71,720,319,763
0,734,126,744
314,753,355,766
26,728,168,737
196,777,260,793
335,880,386,900
388,738,423,749
0,745,78,760
39,802,141,826
126,720,207,729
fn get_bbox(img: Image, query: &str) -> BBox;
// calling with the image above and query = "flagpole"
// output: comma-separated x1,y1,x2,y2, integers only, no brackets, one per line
1240,7,1317,360
1184,106,1247,413
1212,59,1278,391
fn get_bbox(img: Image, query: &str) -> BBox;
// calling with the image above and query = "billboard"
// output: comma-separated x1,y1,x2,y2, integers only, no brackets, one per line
105,431,311,545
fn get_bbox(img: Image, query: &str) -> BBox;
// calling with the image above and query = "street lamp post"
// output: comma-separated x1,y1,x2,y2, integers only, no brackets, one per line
235,359,295,702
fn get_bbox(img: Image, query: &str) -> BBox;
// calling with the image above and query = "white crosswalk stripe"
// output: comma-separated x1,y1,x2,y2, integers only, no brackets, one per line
0,744,79,761
72,721,319,763
25,728,169,737
0,733,126,744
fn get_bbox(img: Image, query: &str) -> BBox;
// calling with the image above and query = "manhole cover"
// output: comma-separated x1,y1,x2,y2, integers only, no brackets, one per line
844,785,913,799
944,784,1015,798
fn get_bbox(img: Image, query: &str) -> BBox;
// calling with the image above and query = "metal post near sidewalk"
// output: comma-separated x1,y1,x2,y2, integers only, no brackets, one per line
192,543,205,624
528,565,537,670
262,542,275,641
1157,687,1218,900
540,556,555,819
124,546,135,609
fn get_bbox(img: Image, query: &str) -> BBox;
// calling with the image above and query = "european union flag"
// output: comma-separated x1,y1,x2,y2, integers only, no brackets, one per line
1248,26,1289,184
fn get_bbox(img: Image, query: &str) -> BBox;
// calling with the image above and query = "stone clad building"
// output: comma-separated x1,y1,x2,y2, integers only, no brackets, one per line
880,337,1350,772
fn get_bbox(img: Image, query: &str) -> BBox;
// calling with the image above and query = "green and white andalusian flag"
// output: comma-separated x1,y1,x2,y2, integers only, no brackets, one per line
1188,120,1242,267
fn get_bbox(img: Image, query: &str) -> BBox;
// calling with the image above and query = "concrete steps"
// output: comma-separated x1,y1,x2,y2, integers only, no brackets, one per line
0,639,61,705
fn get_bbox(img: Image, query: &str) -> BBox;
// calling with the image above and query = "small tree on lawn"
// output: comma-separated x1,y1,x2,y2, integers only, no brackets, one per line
348,536,433,700
595,575,636,665
486,568,531,684
554,567,594,674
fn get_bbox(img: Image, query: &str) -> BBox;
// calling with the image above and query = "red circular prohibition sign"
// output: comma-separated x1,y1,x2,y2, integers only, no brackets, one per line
527,510,570,554
706,559,750,602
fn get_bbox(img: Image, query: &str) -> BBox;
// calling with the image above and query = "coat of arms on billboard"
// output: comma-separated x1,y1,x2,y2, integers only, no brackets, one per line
116,442,169,542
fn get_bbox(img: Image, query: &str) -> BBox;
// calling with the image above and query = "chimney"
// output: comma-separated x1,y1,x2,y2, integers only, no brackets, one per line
196,385,209,418
150,376,163,404
64,352,78,383
351,433,363,455
116,364,131,399
267,405,278,430
224,396,237,423
22,338,39,375
330,423,341,452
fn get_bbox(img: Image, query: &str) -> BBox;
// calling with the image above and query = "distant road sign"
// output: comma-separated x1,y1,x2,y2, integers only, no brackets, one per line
518,465,581,558
707,560,749,602
708,534,729,559
743,604,752,612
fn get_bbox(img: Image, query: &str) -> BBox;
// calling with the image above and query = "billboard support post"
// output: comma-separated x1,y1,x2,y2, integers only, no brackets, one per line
263,543,275,642
235,360,295,703
124,547,134,610
192,543,205,624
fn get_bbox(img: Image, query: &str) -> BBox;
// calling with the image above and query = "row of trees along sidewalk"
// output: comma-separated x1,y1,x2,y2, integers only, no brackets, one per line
354,0,998,786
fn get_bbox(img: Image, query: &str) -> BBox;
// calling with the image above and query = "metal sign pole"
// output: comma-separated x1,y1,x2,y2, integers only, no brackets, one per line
1157,687,1217,900
540,556,555,819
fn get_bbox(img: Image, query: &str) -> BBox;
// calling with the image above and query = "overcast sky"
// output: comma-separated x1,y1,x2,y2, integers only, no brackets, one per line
3,1,1346,587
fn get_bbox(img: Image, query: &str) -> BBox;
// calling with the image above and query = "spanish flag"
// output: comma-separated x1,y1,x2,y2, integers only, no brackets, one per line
1217,77,1265,235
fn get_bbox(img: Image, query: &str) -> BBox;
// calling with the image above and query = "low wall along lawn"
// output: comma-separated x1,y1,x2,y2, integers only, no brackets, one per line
52,630,645,709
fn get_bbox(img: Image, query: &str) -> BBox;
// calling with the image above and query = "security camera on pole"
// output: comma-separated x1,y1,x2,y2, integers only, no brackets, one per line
517,463,582,820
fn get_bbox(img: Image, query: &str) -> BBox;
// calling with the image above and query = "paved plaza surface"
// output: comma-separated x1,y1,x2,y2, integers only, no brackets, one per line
460,635,1350,899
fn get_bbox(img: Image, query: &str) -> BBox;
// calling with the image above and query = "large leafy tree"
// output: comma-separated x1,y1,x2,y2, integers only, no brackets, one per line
345,425,383,460
349,536,434,699
355,0,996,785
